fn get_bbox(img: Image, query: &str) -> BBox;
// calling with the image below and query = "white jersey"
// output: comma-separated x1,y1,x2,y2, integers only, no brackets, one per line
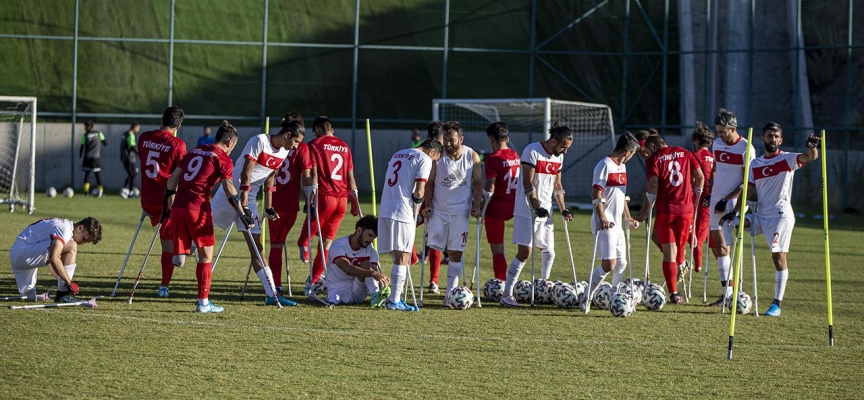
711,136,756,199
17,218,74,247
748,151,802,218
591,156,627,229
380,147,433,224
514,141,563,219
432,145,475,215
212,134,288,211
326,235,379,292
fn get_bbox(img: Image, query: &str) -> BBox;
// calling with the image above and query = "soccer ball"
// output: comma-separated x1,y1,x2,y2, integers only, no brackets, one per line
482,278,504,302
726,291,753,314
305,275,326,296
514,280,533,303
643,284,666,311
609,293,634,317
131,187,140,198
449,286,474,310
90,188,101,198
533,279,555,304
46,187,57,198
62,187,74,198
119,187,130,199
624,277,644,291
592,282,613,309
553,284,580,309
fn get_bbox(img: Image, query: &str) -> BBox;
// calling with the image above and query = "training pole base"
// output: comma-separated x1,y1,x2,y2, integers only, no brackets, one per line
829,326,835,347
727,336,734,359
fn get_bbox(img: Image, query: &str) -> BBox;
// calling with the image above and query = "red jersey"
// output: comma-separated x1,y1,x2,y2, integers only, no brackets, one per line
693,148,714,204
309,135,353,197
272,142,315,213
173,145,234,211
484,148,521,205
138,129,187,207
646,146,700,215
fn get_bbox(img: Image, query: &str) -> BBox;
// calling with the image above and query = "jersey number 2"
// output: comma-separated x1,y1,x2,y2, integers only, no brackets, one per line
330,154,344,181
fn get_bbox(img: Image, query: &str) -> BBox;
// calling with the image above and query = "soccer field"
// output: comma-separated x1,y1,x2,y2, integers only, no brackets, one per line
1,195,863,398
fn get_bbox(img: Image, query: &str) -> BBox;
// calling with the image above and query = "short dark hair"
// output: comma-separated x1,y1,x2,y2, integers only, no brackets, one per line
692,121,715,147
762,122,782,134
278,121,305,138
282,112,304,128
312,116,332,136
548,122,573,142
486,122,509,141
355,215,378,235
427,120,444,141
614,132,640,153
84,120,95,130
130,122,140,129
644,135,666,148
714,108,737,128
161,106,185,128
76,216,102,245
634,129,659,141
443,121,463,136
215,120,238,144
418,139,444,155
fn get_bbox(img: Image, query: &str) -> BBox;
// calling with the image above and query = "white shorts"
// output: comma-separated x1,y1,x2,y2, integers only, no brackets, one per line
377,218,416,254
512,215,554,250
9,239,50,294
326,279,369,305
592,226,625,261
750,215,794,253
427,212,470,252
212,195,263,235
708,197,737,232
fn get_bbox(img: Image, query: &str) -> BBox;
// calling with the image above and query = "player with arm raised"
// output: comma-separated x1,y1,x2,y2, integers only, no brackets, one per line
324,215,391,306
708,109,756,306
164,121,240,313
636,135,705,305
423,121,482,307
210,121,306,307
379,140,443,311
690,122,715,274
482,122,520,281
500,123,573,308
137,106,188,298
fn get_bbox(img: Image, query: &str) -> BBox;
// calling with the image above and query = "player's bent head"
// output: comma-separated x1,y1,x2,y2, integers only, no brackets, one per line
418,139,444,160
614,131,640,155
486,122,509,142
714,108,737,129
692,121,715,148
75,217,103,245
427,120,445,142
634,128,660,159
356,215,378,235
215,120,239,145
548,122,573,155
161,106,185,128
84,119,95,131
278,121,305,139
643,135,667,156
312,116,333,137
282,111,304,128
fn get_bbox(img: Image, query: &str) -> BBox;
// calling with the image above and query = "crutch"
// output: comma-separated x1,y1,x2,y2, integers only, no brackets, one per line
237,220,282,309
308,195,333,307
210,221,235,272
721,237,737,314
418,221,429,307
686,208,699,302
0,291,51,301
582,231,601,314
563,217,578,285
241,214,267,300
111,211,146,296
284,248,293,297
750,222,759,316
303,192,315,295
644,208,653,283
127,222,161,304
624,196,634,302
530,215,538,307
469,199,491,290
10,297,99,310
702,235,710,303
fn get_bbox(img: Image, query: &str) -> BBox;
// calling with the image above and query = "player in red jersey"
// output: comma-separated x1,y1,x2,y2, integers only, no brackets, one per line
689,122,715,273
482,122,521,281
267,113,314,294
137,106,188,298
636,135,705,304
164,121,241,313
297,116,360,293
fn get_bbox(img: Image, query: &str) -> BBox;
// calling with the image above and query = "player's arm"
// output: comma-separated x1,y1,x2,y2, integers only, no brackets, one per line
591,187,610,228
239,158,256,206
521,163,538,209
470,151,483,217
46,239,75,291
421,163,436,217
691,157,705,204
100,132,107,146
163,168,182,220
263,171,278,221
798,133,821,164
335,257,390,285
79,135,85,158
347,169,361,217
222,178,255,229
637,176,659,222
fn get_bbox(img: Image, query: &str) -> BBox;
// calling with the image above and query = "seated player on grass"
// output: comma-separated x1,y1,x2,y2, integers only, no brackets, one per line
324,215,391,306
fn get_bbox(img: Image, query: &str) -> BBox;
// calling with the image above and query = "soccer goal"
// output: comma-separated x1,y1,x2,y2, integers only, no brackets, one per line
432,98,615,202
0,96,37,214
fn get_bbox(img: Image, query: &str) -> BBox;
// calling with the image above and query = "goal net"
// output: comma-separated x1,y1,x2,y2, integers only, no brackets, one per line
0,96,36,214
432,98,615,203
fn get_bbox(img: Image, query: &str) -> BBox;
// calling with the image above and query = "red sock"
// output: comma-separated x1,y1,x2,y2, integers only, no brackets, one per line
693,244,703,272
160,252,174,286
429,249,442,284
312,248,329,283
196,262,212,299
662,261,678,293
269,247,283,287
410,247,419,265
492,253,507,281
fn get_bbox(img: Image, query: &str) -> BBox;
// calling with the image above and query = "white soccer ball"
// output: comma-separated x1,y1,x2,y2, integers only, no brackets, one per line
513,280,533,303
131,187,140,198
609,293,634,317
305,275,326,295
553,284,580,309
449,286,474,310
46,187,57,198
62,187,74,198
726,291,752,314
592,282,613,309
90,188,101,197
119,187,130,199
482,278,504,302
533,279,555,304
643,284,666,311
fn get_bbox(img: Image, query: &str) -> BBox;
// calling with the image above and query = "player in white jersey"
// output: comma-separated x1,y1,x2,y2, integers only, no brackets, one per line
500,123,574,307
424,121,483,307
736,123,819,317
378,140,443,311
324,216,391,306
210,121,307,307
585,133,641,296
708,108,756,306
9,217,102,302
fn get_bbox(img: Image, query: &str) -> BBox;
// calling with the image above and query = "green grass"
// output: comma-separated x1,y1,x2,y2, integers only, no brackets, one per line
1,195,863,398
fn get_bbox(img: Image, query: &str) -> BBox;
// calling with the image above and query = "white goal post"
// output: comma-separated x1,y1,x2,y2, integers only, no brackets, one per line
432,98,615,202
0,96,37,214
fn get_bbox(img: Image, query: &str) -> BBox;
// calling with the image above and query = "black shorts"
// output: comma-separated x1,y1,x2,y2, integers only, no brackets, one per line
81,157,101,172
122,160,139,177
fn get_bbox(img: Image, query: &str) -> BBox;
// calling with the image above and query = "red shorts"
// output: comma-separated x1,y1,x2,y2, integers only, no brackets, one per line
298,195,347,245
484,198,513,244
653,212,693,248
485,198,515,220
171,207,215,255
268,210,299,245
689,205,710,247
142,204,173,241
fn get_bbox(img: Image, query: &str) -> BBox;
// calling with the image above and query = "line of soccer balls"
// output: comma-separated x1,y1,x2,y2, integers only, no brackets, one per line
44,186,140,199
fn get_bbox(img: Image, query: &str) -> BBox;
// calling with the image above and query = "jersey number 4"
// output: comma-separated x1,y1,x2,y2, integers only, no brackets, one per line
504,168,519,194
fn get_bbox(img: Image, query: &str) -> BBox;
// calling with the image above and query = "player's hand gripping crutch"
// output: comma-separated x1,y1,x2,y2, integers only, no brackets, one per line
231,194,282,309
112,211,146,297
127,221,162,304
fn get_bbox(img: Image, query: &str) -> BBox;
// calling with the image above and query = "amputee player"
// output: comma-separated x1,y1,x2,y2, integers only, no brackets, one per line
586,133,641,297
164,121,240,313
689,122,715,273
636,135,705,305
419,120,447,292
324,215,391,306
298,116,361,291
137,106,188,298
707,108,755,306
482,122,521,281
423,121,482,307
267,113,314,294
210,121,306,307
9,217,102,302
378,140,443,311
500,123,574,308
737,123,819,317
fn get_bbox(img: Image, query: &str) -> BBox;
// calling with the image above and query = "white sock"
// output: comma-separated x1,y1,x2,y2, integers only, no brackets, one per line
611,258,627,286
389,265,407,303
775,269,788,301
717,255,732,294
589,266,609,293
504,258,525,296
540,249,555,279
57,264,77,291
199,298,209,305
365,277,379,294
257,268,275,297
447,262,463,292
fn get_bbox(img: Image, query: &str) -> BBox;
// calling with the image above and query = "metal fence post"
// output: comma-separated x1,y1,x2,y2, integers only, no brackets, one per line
260,0,269,132
350,0,360,147
70,0,80,186
441,0,450,99
168,0,175,106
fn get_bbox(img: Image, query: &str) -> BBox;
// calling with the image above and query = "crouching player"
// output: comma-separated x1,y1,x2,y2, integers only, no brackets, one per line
165,121,241,313
9,217,102,302
324,215,391,306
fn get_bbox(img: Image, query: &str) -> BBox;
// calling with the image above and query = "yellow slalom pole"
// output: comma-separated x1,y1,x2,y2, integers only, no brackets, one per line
366,119,377,248
821,129,834,346
727,127,753,360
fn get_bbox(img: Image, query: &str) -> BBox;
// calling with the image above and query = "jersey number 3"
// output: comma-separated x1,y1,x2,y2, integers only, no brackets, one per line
387,160,403,187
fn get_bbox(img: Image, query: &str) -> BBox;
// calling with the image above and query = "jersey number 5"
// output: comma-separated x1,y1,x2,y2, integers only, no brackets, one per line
387,160,403,187
145,151,160,179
